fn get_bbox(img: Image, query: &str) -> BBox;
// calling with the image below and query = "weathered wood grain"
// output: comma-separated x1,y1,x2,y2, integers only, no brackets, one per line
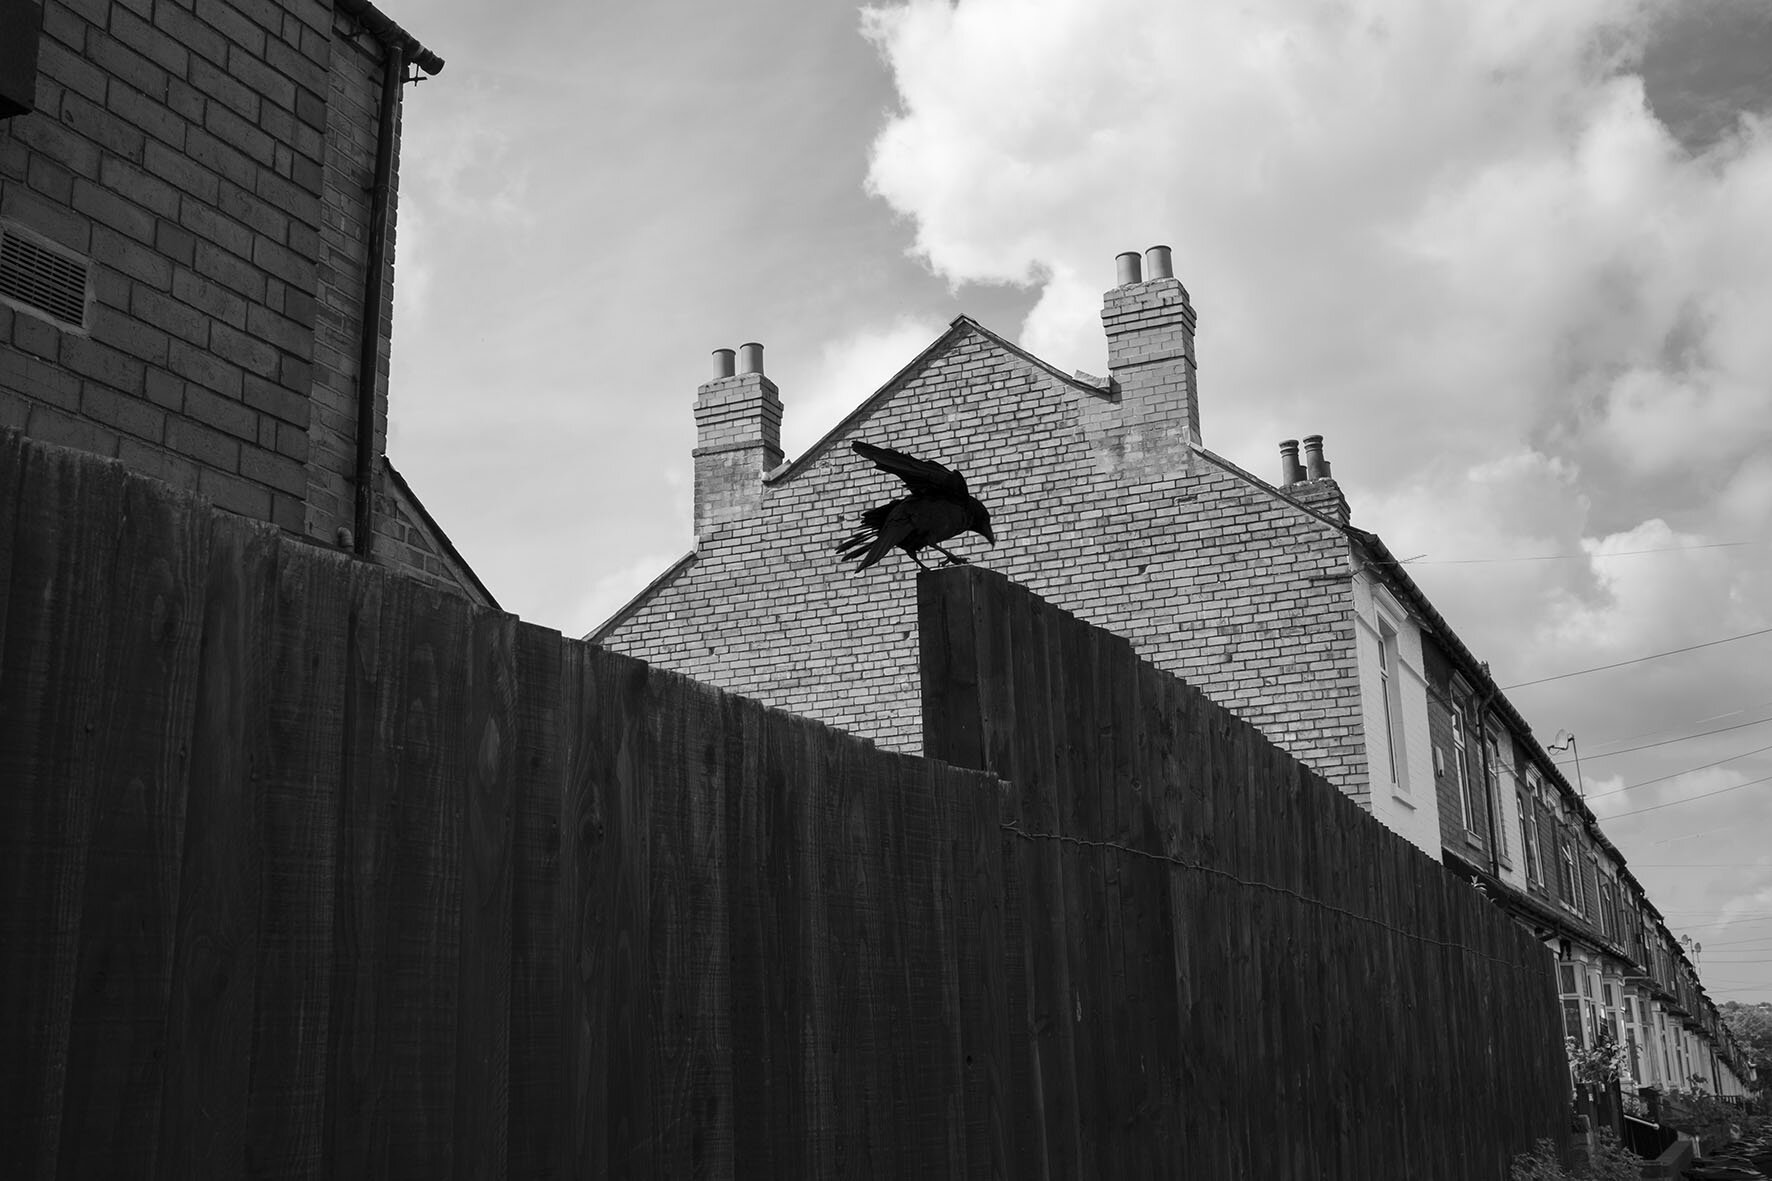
382,582,470,1180
55,471,209,1179
508,622,565,1180
155,511,274,1179
324,560,401,1178
0,444,126,1177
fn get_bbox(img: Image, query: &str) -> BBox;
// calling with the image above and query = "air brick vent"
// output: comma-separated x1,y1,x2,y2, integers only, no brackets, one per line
0,224,89,329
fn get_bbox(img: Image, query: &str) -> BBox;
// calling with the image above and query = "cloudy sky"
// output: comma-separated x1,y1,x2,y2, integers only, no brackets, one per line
384,0,1772,1006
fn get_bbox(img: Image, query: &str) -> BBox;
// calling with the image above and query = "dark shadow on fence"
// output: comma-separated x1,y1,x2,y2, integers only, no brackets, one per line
0,429,1568,1178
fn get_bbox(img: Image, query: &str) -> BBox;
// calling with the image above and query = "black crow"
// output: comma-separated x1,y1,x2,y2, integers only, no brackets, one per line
836,441,995,571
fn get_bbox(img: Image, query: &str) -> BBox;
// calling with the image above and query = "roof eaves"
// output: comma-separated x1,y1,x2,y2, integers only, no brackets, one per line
336,0,445,74
583,550,697,643
381,456,500,610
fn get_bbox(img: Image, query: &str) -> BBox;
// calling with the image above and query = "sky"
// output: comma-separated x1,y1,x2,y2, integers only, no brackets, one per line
383,0,1772,1007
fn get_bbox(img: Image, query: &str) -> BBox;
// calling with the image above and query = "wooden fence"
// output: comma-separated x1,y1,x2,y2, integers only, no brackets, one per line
920,566,1573,1178
0,429,1569,1178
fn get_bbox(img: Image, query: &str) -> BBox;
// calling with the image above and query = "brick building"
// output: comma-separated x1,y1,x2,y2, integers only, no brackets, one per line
595,246,1442,857
595,244,1751,1093
0,0,492,605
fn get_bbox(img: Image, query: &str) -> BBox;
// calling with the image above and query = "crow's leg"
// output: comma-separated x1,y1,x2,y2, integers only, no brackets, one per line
930,543,970,566
907,550,934,571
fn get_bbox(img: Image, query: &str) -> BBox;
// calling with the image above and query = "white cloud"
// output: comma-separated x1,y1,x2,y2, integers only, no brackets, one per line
570,550,687,641
862,0,1772,993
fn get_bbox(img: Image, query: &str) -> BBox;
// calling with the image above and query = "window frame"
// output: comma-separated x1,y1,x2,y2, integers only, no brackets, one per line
1449,687,1478,839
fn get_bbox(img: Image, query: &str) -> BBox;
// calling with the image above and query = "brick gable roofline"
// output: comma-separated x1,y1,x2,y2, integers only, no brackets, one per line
383,457,502,609
587,315,1107,642
763,315,1106,489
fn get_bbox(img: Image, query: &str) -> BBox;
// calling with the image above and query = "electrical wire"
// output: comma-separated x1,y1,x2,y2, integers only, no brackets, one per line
1404,541,1751,565
1560,715,1772,763
1500,625,1772,690
1582,741,1772,800
1601,772,1772,818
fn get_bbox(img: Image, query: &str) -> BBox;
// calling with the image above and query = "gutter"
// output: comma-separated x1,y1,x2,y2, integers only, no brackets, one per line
345,2,443,558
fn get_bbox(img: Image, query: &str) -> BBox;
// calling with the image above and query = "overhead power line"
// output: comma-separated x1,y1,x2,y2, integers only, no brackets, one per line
1603,772,1772,819
1562,715,1772,763
1501,625,1772,690
1582,740,1772,800
1406,541,1751,565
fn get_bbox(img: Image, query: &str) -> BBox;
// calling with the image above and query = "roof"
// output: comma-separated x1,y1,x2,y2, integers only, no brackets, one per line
382,456,500,609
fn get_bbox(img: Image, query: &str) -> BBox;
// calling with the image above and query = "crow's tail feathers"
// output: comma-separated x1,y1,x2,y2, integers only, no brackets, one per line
835,501,903,570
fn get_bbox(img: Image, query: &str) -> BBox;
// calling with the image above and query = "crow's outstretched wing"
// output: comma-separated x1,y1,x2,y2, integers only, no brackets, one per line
851,441,969,498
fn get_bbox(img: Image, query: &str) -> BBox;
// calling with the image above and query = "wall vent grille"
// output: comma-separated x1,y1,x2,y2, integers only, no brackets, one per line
0,224,89,329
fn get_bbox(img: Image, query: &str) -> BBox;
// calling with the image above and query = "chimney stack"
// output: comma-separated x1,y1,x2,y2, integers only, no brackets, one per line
1088,244,1200,479
1286,434,1349,522
1302,434,1330,480
1115,251,1143,286
694,341,783,540
1279,439,1305,485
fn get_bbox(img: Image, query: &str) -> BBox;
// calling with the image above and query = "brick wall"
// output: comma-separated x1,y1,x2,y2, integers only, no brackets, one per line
0,0,488,602
0,0,333,530
600,309,1374,798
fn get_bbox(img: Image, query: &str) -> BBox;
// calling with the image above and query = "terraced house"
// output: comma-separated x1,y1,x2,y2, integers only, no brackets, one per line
1,0,492,605
593,244,1752,1099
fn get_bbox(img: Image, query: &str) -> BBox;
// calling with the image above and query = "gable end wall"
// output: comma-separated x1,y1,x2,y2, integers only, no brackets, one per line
602,325,1372,797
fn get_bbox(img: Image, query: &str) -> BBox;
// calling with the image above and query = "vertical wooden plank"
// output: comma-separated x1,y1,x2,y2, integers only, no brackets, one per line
1008,584,1080,1180
325,561,402,1178
725,693,770,1177
155,512,274,1179
0,444,125,1177
508,623,565,1180
823,713,884,1177
949,764,1010,1180
0,427,25,665
647,670,732,1177
54,471,209,1178
601,651,654,1177
559,640,608,1179
383,583,470,1180
793,716,835,1178
454,612,517,1180
897,755,965,1176
245,540,350,1179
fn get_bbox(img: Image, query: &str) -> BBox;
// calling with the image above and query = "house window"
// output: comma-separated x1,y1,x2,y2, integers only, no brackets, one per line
1556,826,1577,908
1624,996,1644,1083
1599,880,1615,940
1377,623,1405,789
1557,962,1586,1046
1451,701,1477,835
1518,785,1541,884
1486,732,1509,863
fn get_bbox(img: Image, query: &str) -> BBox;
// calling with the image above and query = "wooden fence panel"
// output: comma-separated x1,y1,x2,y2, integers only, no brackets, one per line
55,470,208,1179
0,443,125,1177
919,563,1572,1180
0,434,1573,1179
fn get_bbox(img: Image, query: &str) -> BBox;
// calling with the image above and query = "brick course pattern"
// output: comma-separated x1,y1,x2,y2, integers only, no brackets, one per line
0,0,485,602
601,290,1375,799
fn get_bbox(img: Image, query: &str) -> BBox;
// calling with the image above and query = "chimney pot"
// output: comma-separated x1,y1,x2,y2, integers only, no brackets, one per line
712,348,736,380
1279,438,1305,485
1114,251,1143,287
738,342,764,376
1302,434,1330,480
1144,245,1173,280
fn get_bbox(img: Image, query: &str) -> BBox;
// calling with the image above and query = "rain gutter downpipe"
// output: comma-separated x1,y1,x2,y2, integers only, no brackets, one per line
340,1,443,558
